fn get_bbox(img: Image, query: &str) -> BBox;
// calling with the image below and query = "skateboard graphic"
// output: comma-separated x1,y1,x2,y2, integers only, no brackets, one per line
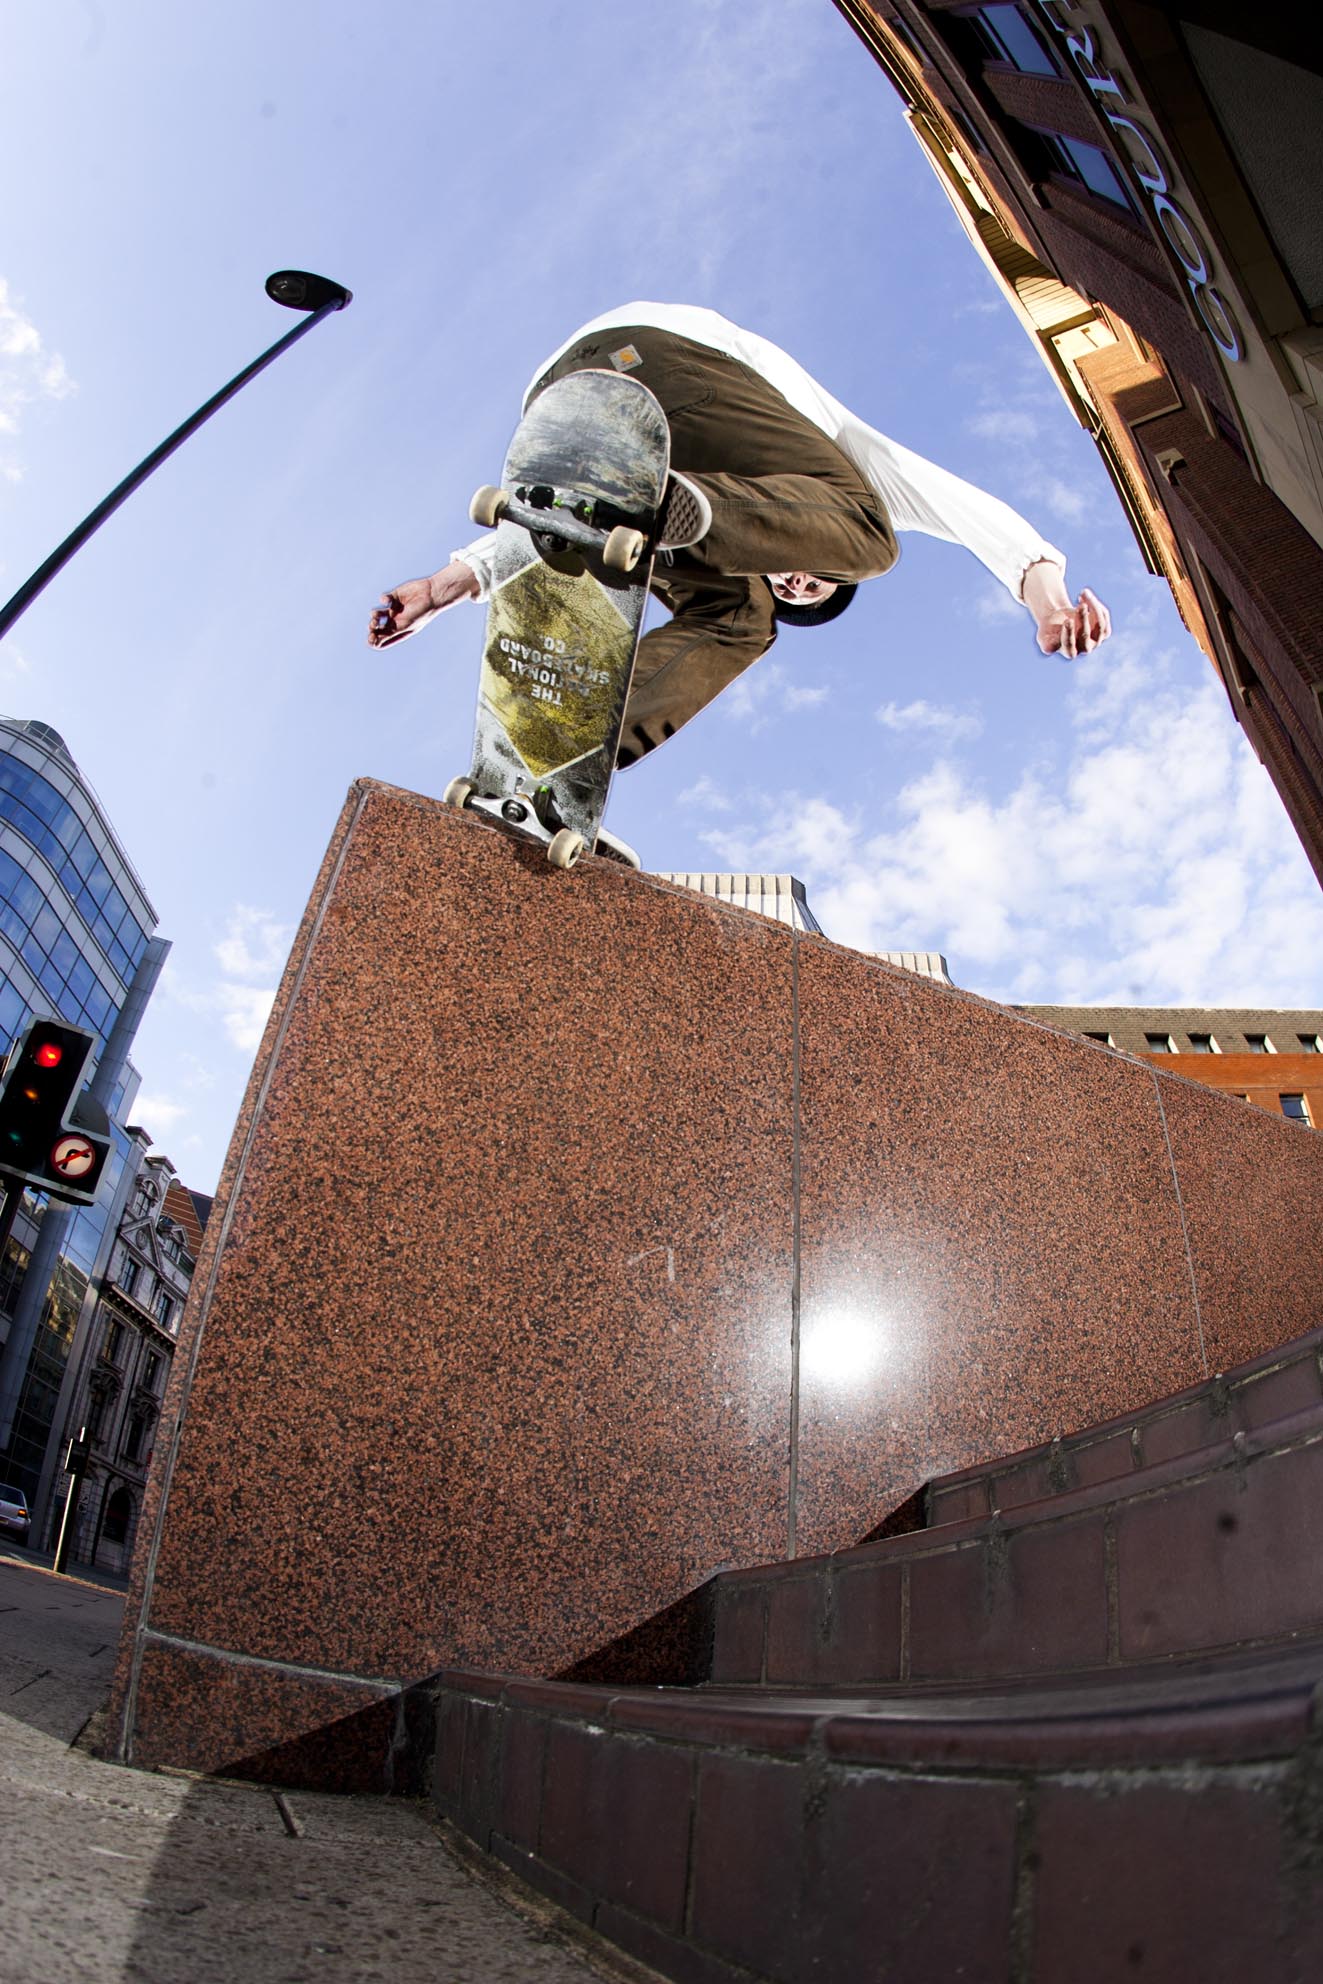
444,370,671,869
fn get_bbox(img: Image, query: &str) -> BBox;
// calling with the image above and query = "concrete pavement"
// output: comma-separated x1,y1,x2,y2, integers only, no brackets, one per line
0,1556,652,1983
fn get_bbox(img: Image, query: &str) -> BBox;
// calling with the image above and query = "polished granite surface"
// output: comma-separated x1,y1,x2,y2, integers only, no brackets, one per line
108,782,1323,1776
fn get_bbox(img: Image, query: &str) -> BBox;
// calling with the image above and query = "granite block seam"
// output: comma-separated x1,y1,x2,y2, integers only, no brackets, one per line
1149,1067,1211,1380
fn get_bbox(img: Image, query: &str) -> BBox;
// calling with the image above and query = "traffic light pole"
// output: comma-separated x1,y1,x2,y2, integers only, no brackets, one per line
53,1429,88,1576
52,1483,80,1575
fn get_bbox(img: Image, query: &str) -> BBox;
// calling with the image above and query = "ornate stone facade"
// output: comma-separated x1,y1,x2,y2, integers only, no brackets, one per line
52,1153,209,1575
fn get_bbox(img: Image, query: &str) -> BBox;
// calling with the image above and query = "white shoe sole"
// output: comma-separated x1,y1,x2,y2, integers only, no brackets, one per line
656,473,712,552
594,827,642,869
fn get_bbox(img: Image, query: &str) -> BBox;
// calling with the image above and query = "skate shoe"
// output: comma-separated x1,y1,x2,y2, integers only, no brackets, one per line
594,826,642,869
656,472,712,552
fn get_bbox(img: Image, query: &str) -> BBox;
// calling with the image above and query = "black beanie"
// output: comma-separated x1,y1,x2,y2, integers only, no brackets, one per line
769,581,858,628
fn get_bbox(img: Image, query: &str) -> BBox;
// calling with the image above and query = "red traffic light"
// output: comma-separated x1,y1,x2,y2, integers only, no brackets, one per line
0,1020,107,1204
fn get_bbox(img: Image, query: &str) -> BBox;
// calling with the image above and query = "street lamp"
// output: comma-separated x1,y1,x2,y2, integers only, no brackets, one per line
0,269,352,641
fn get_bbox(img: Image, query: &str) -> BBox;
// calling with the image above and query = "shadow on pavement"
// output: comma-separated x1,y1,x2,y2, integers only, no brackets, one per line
0,1556,617,1982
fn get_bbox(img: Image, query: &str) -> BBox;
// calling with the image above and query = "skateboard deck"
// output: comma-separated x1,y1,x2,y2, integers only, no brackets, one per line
447,371,670,868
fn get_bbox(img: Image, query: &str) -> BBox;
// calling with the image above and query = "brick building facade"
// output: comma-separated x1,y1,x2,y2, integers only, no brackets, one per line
1018,1001,1323,1124
833,1,1323,885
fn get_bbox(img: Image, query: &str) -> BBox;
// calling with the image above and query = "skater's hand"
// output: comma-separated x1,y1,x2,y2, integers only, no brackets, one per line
1021,562,1111,659
367,561,481,648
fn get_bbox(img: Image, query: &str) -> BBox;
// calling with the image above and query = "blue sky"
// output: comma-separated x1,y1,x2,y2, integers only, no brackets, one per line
4,0,1321,1192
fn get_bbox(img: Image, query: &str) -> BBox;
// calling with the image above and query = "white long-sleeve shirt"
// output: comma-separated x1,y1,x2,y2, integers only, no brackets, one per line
454,302,1065,603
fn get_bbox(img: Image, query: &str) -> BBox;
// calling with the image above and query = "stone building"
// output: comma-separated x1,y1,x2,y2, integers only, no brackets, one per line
1018,1001,1323,1123
49,1148,210,1574
833,1,1323,885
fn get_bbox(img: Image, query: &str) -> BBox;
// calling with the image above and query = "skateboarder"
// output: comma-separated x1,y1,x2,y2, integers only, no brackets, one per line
369,303,1111,770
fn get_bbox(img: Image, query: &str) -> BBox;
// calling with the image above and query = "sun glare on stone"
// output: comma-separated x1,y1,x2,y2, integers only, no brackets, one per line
800,1309,887,1388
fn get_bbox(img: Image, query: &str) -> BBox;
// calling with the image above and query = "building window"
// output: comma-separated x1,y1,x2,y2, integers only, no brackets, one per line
1298,1034,1322,1053
887,16,927,66
1245,1034,1274,1053
161,1229,189,1269
1207,398,1248,461
103,1318,124,1364
948,103,988,156
142,1351,161,1394
119,1258,139,1295
1145,1033,1174,1053
1084,1030,1114,1046
87,1388,110,1443
1280,1095,1312,1126
0,1236,28,1318
1187,1034,1218,1054
122,1414,147,1463
1033,130,1136,209
154,1291,173,1330
967,4,1059,76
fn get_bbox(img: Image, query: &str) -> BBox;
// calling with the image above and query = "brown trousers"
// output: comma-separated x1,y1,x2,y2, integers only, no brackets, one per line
530,328,898,767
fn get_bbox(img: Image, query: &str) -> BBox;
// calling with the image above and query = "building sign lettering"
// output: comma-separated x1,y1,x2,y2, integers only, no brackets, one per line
1033,0,1243,361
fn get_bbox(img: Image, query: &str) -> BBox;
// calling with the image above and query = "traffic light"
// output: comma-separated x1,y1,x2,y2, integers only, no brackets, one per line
0,1020,111,1205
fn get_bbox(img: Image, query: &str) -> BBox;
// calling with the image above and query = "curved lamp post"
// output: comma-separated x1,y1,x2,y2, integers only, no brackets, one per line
0,270,352,642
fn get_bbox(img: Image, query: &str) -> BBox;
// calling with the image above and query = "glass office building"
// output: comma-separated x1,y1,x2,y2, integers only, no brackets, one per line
0,716,168,1514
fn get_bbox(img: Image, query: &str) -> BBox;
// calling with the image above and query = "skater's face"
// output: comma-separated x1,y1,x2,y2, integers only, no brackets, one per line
767,573,838,606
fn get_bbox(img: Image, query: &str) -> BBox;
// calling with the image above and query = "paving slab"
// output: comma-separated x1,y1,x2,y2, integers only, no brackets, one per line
0,1558,648,1983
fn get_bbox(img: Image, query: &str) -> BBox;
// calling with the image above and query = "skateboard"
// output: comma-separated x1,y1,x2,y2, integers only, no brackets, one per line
443,370,670,869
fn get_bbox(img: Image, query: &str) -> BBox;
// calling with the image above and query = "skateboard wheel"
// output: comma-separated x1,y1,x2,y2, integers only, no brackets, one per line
443,776,476,810
547,829,585,870
603,526,646,574
470,485,509,529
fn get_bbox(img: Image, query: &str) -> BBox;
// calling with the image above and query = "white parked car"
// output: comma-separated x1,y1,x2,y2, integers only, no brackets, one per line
0,1483,31,1545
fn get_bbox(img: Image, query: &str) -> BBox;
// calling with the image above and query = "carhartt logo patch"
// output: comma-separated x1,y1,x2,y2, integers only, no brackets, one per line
609,344,643,372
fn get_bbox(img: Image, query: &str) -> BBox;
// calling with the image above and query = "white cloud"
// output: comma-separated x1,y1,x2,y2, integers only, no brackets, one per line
129,1090,189,1137
0,278,74,475
213,904,293,981
216,984,277,1054
976,587,1024,625
156,905,289,1060
697,622,1323,1008
1042,475,1090,523
722,659,829,730
209,907,289,1050
0,645,31,689
676,774,734,813
0,306,40,359
969,409,1041,444
876,698,982,743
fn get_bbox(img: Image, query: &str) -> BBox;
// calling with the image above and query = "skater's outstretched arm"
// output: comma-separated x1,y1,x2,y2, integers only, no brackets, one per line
367,559,481,648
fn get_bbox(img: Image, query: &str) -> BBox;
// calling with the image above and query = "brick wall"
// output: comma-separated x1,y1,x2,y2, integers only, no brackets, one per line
1034,196,1229,406
984,66,1107,147
1235,678,1323,892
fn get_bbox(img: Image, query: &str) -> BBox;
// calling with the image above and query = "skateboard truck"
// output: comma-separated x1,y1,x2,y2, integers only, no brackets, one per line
442,776,587,869
470,484,647,575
